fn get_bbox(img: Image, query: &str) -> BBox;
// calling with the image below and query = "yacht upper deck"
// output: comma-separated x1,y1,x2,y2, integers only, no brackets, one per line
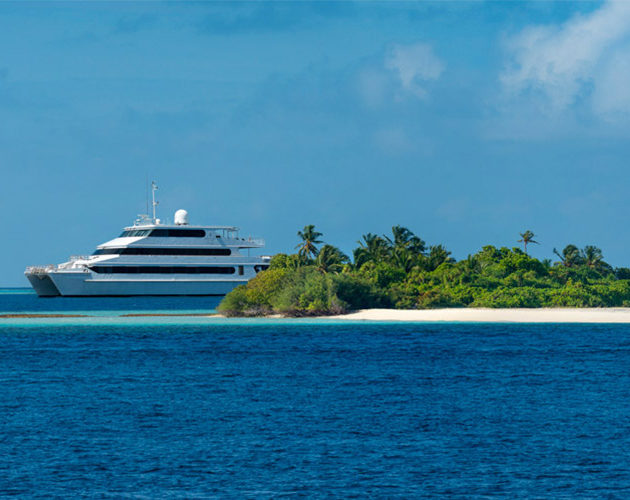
107,207,265,248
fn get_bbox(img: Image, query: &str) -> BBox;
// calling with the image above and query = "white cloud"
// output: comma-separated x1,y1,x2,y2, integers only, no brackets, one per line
592,50,630,116
385,42,444,98
501,0,630,111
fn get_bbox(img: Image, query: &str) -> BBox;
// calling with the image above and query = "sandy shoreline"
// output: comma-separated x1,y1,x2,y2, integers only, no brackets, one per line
4,308,630,323
328,308,630,323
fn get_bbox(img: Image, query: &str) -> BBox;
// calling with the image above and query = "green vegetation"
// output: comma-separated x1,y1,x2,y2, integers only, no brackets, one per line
218,226,630,316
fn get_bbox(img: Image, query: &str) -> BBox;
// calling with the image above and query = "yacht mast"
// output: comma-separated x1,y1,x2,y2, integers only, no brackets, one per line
151,181,159,223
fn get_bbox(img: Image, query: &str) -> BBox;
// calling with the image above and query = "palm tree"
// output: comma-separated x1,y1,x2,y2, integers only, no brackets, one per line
460,255,481,275
296,225,323,261
427,244,453,271
582,245,603,268
352,247,368,270
581,245,610,271
518,230,539,254
391,247,416,272
385,226,426,255
553,244,583,267
316,245,349,274
354,233,389,267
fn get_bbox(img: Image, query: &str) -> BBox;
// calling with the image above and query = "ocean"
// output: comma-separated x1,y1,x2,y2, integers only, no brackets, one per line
2,289,630,497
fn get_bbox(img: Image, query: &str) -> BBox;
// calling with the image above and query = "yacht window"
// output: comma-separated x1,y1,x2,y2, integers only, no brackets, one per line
119,230,151,237
89,266,235,274
149,229,206,238
93,248,231,256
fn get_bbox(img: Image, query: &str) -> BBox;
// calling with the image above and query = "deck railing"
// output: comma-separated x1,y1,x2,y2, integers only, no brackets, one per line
69,255,93,261
25,265,55,274
244,237,265,246
26,264,90,274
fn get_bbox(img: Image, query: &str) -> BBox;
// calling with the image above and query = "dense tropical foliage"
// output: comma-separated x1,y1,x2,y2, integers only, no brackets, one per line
218,225,630,316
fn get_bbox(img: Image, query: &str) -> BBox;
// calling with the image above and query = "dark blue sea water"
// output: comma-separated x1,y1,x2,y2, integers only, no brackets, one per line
2,291,630,497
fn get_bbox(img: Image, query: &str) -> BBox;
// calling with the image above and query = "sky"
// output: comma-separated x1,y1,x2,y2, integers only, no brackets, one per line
2,1,630,286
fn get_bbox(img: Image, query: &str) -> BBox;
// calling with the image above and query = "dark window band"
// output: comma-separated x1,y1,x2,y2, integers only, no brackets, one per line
94,247,231,256
120,229,206,238
149,229,206,238
89,266,235,274
119,230,151,237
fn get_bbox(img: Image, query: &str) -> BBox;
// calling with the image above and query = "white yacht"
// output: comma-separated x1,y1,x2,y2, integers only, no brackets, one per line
25,184,270,297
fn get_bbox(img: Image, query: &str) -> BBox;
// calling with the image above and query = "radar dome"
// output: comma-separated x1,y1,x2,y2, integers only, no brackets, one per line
174,209,189,225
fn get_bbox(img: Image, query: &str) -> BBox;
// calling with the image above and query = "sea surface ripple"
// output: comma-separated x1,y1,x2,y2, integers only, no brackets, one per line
2,293,630,497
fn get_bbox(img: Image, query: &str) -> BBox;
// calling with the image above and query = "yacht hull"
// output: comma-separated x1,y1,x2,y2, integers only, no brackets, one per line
30,271,247,297
25,273,61,297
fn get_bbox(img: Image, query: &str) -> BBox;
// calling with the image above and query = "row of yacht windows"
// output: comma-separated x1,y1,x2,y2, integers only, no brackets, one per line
93,247,231,256
90,266,237,274
120,229,207,238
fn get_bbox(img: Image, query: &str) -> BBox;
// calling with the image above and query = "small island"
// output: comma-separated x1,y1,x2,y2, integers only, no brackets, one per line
218,226,630,317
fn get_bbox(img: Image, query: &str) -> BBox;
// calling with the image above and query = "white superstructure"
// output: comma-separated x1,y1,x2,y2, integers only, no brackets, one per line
25,186,270,296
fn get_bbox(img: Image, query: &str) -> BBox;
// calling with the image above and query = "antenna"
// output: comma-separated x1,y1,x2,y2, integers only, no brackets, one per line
145,174,149,217
151,181,159,223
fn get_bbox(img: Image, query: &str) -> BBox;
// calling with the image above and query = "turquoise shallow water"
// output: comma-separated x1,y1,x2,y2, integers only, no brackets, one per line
0,287,225,326
0,288,370,327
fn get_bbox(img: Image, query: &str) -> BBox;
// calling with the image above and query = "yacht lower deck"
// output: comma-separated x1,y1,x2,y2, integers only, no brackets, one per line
26,270,247,296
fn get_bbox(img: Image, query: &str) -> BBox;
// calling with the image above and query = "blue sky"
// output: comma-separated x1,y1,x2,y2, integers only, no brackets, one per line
2,1,630,285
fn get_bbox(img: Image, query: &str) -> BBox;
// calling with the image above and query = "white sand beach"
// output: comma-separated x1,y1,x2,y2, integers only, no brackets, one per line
330,308,630,323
